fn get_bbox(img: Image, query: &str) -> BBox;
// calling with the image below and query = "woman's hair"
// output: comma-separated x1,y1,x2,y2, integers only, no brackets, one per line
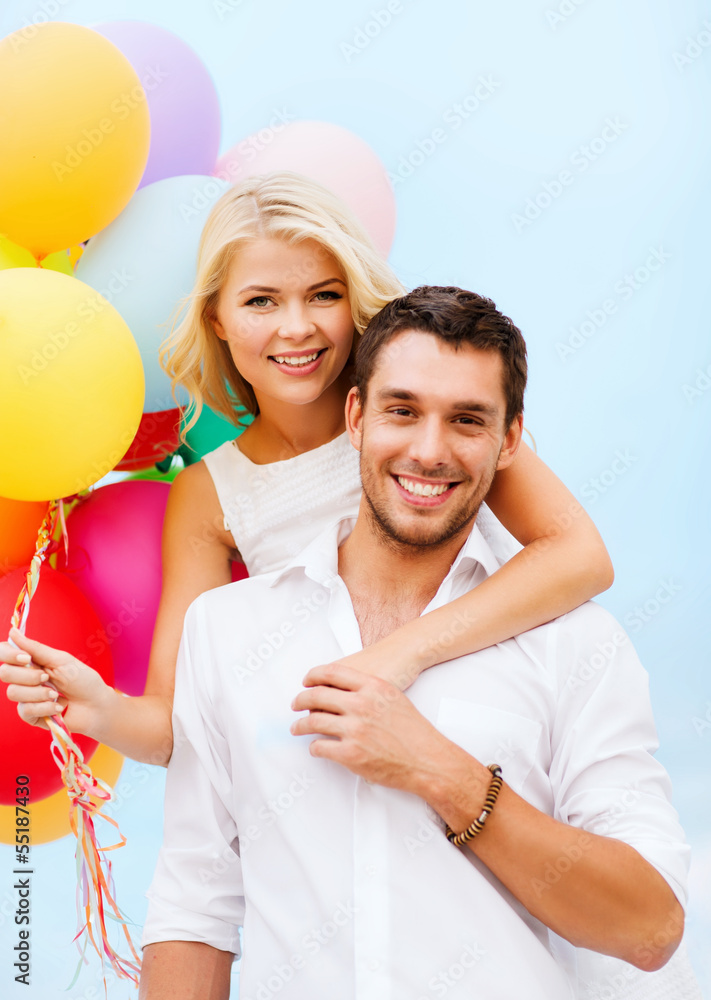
160,171,404,436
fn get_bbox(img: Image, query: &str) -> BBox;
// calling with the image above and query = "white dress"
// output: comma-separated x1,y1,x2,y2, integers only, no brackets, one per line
201,431,522,576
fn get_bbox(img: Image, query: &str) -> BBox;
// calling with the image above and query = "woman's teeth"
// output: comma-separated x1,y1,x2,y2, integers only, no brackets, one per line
273,352,321,367
397,476,450,497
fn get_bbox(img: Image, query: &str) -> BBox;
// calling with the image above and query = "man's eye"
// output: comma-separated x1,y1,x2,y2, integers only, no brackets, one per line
390,407,413,417
455,416,482,426
245,296,272,307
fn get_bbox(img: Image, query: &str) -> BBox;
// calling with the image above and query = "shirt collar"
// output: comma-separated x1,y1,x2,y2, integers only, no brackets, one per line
268,511,502,591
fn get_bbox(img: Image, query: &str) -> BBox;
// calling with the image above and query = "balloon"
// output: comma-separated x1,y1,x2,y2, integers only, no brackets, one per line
0,496,48,579
76,174,225,413
0,268,144,501
215,120,397,257
0,743,124,844
95,21,221,187
0,235,83,275
181,403,249,462
0,235,34,270
0,568,114,805
41,245,84,275
115,407,181,471
57,481,170,697
0,22,150,256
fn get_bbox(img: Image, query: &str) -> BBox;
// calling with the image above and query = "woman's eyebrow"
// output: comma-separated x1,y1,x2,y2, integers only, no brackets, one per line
238,278,346,294
307,278,347,291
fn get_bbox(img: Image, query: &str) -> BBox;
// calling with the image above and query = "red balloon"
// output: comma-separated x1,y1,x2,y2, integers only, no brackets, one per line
0,568,114,805
115,407,181,471
231,561,248,583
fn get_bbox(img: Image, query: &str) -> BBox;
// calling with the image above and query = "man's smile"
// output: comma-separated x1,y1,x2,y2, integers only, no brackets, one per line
391,473,460,507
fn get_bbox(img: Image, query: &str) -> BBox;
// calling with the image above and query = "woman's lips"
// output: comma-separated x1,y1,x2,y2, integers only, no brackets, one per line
268,348,327,377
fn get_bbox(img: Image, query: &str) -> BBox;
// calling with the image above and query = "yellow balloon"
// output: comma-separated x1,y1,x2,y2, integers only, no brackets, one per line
41,244,84,275
0,268,145,501
0,22,150,257
0,234,35,269
0,743,124,845
0,235,83,274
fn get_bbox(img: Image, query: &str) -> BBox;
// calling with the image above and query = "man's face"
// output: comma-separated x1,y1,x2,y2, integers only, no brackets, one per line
346,330,522,550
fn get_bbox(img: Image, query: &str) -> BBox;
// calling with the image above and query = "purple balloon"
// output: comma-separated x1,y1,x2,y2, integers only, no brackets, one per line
94,21,221,188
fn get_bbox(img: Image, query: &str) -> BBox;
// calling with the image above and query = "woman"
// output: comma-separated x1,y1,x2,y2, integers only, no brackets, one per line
1,172,613,765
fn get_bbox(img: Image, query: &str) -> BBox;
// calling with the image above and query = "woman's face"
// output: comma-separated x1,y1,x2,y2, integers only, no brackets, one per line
212,237,355,410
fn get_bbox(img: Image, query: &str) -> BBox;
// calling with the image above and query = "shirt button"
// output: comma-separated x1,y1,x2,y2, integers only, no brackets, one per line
365,864,376,876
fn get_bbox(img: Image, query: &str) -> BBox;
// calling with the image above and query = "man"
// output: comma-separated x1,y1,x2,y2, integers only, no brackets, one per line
140,287,690,1000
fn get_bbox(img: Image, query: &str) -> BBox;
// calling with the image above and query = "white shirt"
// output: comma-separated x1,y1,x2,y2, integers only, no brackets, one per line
143,517,690,1000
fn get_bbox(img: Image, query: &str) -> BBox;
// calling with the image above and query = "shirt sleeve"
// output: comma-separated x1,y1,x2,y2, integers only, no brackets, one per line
142,596,245,955
547,603,690,909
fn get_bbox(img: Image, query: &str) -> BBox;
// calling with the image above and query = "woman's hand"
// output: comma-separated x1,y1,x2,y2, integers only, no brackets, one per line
0,627,115,739
314,640,422,692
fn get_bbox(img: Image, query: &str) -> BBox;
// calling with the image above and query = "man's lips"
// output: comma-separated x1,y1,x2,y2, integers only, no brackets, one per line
391,473,460,506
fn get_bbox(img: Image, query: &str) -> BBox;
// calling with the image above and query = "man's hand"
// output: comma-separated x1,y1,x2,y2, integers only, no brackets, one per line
290,662,463,793
0,627,114,738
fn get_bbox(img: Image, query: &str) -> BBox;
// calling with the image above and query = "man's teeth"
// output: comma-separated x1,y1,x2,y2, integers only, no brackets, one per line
273,352,320,366
397,477,449,497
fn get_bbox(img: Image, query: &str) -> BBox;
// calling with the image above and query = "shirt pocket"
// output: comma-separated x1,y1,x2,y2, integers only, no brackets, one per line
435,697,543,796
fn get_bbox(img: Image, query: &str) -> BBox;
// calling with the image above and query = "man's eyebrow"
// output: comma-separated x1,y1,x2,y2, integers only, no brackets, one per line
376,387,499,416
238,278,346,295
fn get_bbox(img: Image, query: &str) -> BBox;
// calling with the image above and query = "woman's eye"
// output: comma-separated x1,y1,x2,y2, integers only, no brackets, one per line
313,290,342,301
245,296,272,308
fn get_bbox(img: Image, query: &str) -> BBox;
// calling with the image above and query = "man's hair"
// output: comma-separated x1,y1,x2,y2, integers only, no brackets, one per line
355,286,528,428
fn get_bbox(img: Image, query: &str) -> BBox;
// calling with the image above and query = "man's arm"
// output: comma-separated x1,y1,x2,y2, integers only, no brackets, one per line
412,734,683,972
291,660,684,971
140,942,233,1000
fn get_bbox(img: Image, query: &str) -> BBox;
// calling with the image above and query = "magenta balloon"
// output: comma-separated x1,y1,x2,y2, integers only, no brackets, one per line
57,481,170,696
214,120,396,258
95,21,221,187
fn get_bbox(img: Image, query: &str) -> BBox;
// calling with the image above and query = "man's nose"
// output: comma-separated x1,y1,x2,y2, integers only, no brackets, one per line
406,417,452,471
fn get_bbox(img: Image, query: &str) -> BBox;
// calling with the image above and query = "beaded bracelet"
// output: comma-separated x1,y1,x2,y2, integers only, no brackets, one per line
445,764,503,847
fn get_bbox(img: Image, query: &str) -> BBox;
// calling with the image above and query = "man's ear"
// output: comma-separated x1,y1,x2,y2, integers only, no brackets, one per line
345,386,364,452
496,413,523,471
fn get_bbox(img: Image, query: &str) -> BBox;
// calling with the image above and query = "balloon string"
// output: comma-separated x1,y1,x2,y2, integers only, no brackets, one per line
8,500,140,987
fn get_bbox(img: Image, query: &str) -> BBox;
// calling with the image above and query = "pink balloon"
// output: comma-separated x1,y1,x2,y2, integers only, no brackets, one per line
95,21,221,188
215,120,396,257
57,481,169,696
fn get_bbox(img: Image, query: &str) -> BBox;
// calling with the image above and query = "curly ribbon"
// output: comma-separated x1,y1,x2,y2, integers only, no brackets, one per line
9,499,141,987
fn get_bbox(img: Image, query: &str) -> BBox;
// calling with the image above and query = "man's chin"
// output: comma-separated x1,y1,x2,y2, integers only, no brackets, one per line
370,507,480,551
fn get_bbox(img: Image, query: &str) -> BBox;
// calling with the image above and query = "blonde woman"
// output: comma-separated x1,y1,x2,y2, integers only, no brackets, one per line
1,172,613,765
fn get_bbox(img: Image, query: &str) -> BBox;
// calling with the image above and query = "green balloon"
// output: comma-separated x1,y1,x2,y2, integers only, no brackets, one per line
180,403,253,464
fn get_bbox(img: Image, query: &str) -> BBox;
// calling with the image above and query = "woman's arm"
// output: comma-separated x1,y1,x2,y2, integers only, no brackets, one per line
0,462,237,765
332,443,614,687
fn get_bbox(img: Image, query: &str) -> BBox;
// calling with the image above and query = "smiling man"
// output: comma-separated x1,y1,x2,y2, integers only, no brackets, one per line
140,286,691,1000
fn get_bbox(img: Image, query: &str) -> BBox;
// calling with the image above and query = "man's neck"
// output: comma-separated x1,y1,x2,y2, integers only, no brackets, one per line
337,501,472,646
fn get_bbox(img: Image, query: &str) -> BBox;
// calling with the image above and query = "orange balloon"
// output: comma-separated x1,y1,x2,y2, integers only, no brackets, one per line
0,742,124,845
0,495,48,578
